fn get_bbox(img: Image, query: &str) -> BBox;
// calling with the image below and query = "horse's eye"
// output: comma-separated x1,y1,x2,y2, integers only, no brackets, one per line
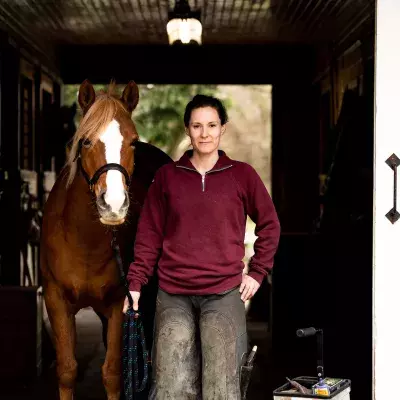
82,139,91,148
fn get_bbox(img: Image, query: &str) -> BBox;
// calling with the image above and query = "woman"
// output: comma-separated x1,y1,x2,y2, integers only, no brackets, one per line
124,94,280,399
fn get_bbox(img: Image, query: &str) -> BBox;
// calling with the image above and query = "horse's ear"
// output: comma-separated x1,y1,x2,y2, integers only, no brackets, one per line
78,80,96,115
120,81,139,114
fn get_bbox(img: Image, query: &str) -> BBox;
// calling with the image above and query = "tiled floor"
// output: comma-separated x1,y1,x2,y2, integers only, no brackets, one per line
1,308,274,400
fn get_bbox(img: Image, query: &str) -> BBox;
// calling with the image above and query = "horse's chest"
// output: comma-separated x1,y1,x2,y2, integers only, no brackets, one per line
61,258,121,302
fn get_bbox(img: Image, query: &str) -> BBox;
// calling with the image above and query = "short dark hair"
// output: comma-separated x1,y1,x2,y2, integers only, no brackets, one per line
184,94,228,127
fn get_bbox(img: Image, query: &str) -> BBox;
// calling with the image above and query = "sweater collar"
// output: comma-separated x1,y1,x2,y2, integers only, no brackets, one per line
176,150,233,171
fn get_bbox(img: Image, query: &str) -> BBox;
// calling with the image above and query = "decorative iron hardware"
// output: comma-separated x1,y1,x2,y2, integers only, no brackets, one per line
386,153,400,224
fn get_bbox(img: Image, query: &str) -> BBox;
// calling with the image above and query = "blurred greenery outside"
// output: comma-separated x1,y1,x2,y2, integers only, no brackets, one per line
63,84,225,156
63,83,272,276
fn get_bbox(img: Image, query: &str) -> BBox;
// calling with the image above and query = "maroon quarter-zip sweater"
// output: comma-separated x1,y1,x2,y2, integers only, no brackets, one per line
127,150,280,295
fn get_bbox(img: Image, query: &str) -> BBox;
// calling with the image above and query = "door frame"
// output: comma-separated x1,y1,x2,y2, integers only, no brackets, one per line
373,1,400,399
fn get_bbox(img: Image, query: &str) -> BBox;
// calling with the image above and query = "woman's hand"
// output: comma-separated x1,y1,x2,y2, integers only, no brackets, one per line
239,274,260,302
123,291,140,313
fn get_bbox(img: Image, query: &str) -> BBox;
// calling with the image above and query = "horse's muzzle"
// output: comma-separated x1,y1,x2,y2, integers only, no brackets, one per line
96,189,129,225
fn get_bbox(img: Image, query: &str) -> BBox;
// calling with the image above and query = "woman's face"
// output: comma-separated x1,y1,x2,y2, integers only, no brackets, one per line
186,106,225,156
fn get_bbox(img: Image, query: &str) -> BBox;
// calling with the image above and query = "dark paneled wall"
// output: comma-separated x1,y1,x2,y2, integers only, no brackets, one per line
0,33,21,284
272,82,320,233
272,35,375,400
0,31,61,285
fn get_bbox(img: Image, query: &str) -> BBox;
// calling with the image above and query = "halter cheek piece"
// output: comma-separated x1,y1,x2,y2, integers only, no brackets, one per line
73,139,132,192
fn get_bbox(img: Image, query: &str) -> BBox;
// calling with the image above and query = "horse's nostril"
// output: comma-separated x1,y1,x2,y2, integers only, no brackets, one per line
97,191,109,211
122,192,129,209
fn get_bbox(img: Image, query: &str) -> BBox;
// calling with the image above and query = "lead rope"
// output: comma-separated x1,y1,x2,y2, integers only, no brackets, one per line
111,228,149,398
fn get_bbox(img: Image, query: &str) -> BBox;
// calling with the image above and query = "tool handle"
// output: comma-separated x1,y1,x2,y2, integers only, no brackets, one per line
296,327,317,337
246,345,258,366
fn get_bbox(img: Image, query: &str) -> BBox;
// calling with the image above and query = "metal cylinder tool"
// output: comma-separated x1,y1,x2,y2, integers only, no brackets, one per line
296,327,324,381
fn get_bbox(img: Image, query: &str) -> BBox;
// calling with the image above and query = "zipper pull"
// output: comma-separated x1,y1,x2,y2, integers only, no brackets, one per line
201,174,205,192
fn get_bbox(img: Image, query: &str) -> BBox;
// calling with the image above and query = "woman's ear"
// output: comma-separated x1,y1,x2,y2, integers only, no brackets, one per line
221,124,227,135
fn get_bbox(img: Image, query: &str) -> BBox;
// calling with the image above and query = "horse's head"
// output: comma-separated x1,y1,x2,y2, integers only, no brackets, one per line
68,80,140,226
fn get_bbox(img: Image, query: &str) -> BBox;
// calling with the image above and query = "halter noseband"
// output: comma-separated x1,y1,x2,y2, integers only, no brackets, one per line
73,139,131,192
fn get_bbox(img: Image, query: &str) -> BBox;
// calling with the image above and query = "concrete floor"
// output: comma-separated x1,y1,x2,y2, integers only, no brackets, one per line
0,308,274,400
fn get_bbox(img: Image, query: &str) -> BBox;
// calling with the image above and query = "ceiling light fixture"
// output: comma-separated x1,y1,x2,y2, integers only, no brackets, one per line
166,0,202,45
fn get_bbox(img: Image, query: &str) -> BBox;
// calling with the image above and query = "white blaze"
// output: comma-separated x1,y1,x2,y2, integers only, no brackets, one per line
99,119,125,213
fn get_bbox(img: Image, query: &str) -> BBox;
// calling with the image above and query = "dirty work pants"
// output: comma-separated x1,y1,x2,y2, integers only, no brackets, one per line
149,286,248,400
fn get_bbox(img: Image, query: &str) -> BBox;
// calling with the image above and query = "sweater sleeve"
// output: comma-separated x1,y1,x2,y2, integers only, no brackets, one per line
127,168,167,292
242,164,281,284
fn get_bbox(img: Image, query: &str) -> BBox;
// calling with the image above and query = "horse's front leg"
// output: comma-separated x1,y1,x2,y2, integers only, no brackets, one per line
102,298,124,400
44,282,77,400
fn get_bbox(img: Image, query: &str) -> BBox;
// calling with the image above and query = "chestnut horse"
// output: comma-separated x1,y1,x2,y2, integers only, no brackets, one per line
40,80,171,399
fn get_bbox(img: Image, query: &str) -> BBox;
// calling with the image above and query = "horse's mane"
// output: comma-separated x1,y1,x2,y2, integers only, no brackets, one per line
66,82,127,187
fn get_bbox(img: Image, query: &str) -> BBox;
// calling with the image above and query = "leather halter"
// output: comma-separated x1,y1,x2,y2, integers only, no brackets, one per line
73,139,131,192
